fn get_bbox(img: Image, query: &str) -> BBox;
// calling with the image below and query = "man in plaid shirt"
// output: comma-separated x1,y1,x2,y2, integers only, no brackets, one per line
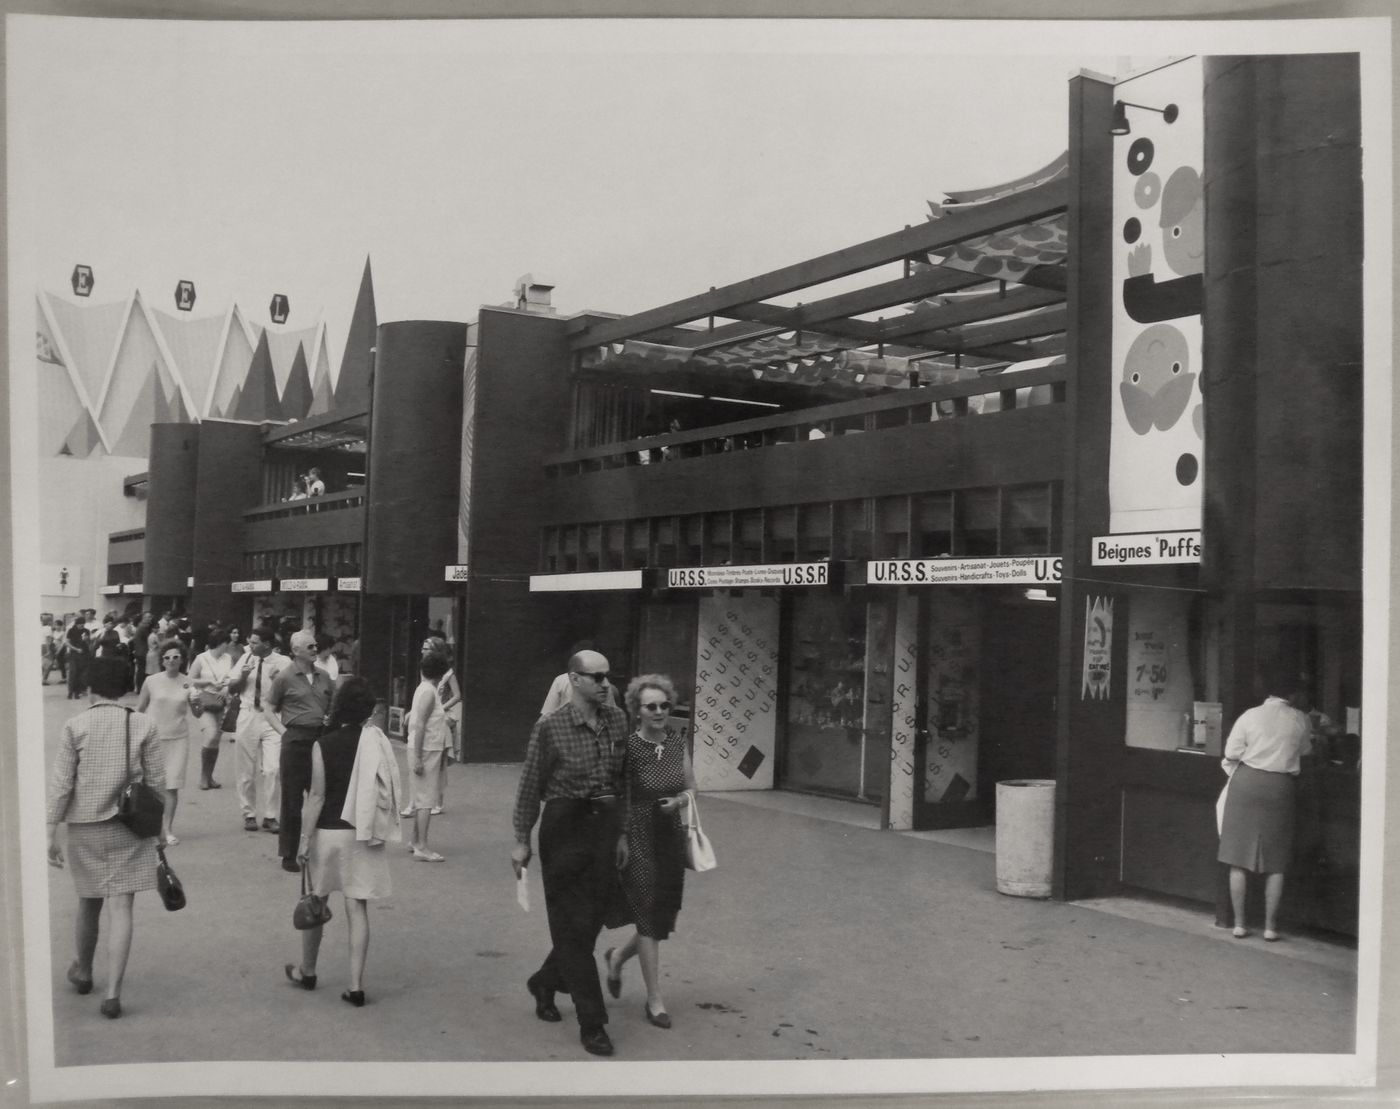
511,649,629,1057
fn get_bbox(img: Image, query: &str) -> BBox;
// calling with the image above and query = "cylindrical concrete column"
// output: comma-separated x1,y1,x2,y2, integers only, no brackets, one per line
143,423,200,596
364,321,467,595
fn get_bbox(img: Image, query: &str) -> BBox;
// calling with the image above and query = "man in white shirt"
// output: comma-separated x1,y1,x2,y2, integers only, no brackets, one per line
227,625,291,834
313,632,340,683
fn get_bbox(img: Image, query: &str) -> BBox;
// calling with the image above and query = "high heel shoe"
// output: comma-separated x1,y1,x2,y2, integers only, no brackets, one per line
604,947,622,999
341,989,365,1007
644,1001,671,1029
99,997,122,1019
284,963,317,990
66,961,93,995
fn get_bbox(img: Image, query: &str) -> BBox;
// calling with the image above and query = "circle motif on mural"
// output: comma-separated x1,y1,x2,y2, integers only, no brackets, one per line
1176,453,1199,486
1127,137,1154,176
1134,172,1161,209
1123,217,1142,243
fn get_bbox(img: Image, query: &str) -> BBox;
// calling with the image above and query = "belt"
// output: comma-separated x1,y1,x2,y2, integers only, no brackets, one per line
548,794,617,814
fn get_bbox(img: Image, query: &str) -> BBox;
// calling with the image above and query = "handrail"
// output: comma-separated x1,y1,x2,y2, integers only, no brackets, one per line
545,363,1065,468
244,488,365,521
108,528,146,542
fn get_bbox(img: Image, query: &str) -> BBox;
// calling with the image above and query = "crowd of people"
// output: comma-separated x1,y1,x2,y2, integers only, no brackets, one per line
45,622,699,1058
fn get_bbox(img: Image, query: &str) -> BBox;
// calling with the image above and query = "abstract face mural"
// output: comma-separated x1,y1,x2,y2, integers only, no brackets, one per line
1108,56,1206,535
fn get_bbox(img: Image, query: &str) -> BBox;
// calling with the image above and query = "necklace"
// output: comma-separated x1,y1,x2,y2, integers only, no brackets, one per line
644,729,667,760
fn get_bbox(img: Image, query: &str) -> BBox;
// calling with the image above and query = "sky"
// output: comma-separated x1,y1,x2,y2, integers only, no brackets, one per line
6,17,1138,378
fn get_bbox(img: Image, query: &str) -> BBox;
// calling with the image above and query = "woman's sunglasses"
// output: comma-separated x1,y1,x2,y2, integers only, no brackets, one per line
640,701,672,712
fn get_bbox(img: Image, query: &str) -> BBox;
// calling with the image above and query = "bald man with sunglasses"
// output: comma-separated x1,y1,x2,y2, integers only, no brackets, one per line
512,650,630,1057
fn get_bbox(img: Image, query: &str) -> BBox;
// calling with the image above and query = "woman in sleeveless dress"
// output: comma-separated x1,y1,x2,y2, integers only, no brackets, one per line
187,626,238,790
603,673,696,1029
136,641,192,846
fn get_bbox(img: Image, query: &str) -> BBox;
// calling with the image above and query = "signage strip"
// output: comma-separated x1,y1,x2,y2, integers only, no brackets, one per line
231,580,273,594
1090,530,1201,567
444,565,470,583
121,583,144,594
867,557,1062,586
529,570,643,593
336,577,362,592
278,577,329,593
666,562,829,590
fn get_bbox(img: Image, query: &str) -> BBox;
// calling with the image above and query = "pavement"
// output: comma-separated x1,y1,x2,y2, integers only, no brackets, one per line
37,683,1357,1070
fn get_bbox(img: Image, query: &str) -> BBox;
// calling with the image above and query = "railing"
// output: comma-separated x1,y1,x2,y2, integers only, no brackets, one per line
244,488,366,523
108,528,146,543
544,363,1066,475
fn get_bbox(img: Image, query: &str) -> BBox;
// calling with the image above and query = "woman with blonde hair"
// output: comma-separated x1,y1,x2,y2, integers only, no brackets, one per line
603,673,696,1029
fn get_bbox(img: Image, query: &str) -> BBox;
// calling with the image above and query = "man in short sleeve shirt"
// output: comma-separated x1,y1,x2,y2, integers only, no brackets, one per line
267,629,334,871
511,650,629,1057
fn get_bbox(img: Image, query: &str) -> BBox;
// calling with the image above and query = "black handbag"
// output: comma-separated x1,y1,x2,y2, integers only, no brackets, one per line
292,863,332,930
114,708,164,840
220,698,241,734
156,844,186,911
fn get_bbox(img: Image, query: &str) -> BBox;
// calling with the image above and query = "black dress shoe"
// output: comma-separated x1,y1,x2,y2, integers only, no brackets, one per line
579,1026,614,1056
281,857,300,873
526,976,561,1022
262,818,280,833
243,817,258,832
341,989,366,1007
284,964,317,990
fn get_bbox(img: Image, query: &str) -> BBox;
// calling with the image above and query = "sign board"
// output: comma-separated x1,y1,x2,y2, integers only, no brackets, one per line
231,580,273,594
1091,531,1201,566
336,577,362,592
99,584,123,596
122,583,144,594
1081,596,1114,700
71,264,93,297
666,562,828,589
42,564,81,597
269,293,290,324
278,578,328,592
186,577,195,588
528,570,643,593
175,279,196,311
444,565,470,582
867,557,1061,586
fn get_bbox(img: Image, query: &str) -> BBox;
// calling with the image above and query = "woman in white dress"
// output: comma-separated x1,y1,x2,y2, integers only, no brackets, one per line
187,626,238,790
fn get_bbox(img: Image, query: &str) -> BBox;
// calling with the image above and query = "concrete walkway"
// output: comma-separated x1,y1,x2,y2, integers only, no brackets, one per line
38,685,1356,1070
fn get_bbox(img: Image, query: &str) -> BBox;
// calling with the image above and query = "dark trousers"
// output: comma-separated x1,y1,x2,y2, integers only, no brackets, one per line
278,726,321,860
533,799,620,1029
66,651,86,697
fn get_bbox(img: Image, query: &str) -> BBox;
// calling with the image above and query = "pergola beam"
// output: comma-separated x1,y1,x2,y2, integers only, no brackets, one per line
879,286,1065,341
568,178,1067,349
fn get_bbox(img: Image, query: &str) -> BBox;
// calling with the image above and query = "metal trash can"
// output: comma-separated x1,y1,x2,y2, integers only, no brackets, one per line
995,779,1056,898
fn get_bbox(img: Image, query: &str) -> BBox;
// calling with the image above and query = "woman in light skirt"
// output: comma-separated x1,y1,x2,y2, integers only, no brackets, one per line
136,640,193,846
47,656,165,1019
286,677,401,1005
1217,664,1312,941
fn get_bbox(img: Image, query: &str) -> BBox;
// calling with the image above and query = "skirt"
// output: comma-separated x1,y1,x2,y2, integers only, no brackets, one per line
1217,763,1297,873
309,827,391,900
67,818,159,898
408,750,445,811
162,734,190,790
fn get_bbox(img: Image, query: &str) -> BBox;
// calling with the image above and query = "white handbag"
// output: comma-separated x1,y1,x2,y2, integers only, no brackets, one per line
682,791,717,873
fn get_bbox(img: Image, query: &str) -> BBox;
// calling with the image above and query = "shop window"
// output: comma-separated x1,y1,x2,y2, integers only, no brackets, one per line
956,489,1000,557
540,527,558,573
1003,485,1052,555
797,503,833,561
914,493,953,558
782,593,868,799
874,495,911,559
735,510,763,564
707,512,733,565
1123,589,1199,752
767,506,797,562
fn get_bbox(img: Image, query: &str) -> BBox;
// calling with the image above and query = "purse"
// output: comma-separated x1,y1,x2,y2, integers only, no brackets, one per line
220,698,241,734
682,791,717,873
115,708,164,840
292,862,333,930
156,844,186,911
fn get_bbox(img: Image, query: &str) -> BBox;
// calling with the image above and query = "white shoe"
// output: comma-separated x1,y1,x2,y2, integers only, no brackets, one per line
400,807,413,817
430,806,443,815
412,847,444,863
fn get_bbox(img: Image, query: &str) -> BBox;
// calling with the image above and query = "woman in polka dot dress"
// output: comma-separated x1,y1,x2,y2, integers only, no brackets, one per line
604,673,696,1030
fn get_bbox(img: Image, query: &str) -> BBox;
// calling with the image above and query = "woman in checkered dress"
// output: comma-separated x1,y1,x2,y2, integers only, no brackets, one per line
46,656,165,1019
603,673,696,1030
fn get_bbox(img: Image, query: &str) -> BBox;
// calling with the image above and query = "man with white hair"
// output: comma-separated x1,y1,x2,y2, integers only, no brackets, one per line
266,628,335,872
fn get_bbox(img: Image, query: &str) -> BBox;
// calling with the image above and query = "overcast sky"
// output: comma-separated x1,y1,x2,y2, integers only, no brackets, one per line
5,17,1366,377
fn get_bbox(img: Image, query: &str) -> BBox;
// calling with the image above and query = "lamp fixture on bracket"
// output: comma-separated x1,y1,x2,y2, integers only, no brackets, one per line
1110,99,1179,136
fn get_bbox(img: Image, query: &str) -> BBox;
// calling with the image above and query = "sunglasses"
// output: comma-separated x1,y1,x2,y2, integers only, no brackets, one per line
640,701,672,712
163,654,182,661
572,671,610,684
